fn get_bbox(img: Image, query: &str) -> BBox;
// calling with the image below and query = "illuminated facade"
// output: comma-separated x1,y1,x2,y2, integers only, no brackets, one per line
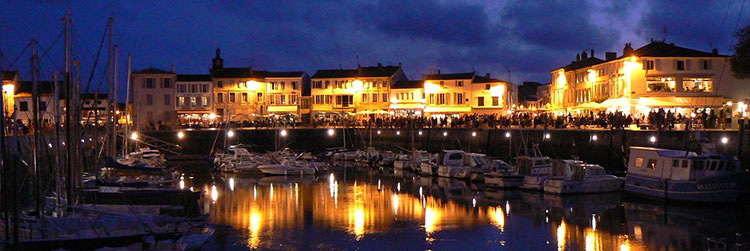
2,71,17,118
389,80,425,116
131,67,177,130
12,80,59,127
550,41,750,115
175,74,213,124
310,64,407,118
422,72,515,116
264,71,310,117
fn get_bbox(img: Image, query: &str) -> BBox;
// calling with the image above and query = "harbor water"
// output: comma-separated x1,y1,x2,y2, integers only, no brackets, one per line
175,162,750,250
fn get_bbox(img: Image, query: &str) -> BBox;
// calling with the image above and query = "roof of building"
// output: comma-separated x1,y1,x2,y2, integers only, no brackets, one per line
631,41,725,58
132,67,173,74
560,56,605,71
2,71,18,81
392,80,424,89
265,71,306,78
15,81,55,95
176,74,212,82
210,67,266,79
472,75,506,84
312,64,401,78
424,72,475,80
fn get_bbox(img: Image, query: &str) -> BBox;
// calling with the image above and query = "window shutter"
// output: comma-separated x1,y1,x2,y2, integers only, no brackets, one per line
674,60,678,70
685,60,691,70
642,60,647,70
655,60,661,70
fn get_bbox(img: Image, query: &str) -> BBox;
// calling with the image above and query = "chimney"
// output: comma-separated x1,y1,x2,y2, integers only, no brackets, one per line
485,73,490,78
576,53,580,62
605,52,617,61
712,48,719,55
581,50,588,60
590,49,594,58
623,43,634,57
170,64,175,73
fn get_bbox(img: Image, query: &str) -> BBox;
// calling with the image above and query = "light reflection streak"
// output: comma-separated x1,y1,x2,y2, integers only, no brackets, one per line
211,185,219,203
229,177,235,191
557,221,566,251
490,206,505,233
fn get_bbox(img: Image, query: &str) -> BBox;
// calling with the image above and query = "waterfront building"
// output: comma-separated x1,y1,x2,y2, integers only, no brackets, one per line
389,80,425,116
131,67,177,130
80,92,109,125
422,71,515,117
549,41,750,117
12,80,58,127
264,71,310,117
310,64,407,120
175,74,213,125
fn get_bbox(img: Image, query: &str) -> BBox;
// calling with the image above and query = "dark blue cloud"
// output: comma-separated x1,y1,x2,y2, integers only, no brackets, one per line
0,0,745,96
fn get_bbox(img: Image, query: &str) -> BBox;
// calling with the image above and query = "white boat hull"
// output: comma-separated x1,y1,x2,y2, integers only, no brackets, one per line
544,177,624,194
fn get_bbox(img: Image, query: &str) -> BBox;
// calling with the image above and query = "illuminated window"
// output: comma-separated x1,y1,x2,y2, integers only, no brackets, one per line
372,93,378,102
492,96,499,106
242,93,248,103
362,93,368,103
647,159,657,169
202,97,208,106
647,77,675,92
635,157,644,168
217,93,224,103
383,93,388,103
292,81,298,90
477,96,485,106
429,94,434,104
682,77,712,93
178,97,185,106
456,81,463,87
229,93,236,103
281,95,286,104
455,93,463,104
190,97,197,106
291,95,298,104
437,93,446,105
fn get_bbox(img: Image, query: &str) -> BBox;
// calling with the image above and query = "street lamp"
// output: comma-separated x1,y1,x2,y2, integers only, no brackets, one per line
591,135,598,141
443,131,448,137
130,132,139,140
177,131,185,139
544,133,551,140
327,128,335,136
280,129,288,137
227,130,235,138
418,130,423,136
721,137,729,144
471,131,477,137
505,132,511,138
649,136,657,143
396,131,401,136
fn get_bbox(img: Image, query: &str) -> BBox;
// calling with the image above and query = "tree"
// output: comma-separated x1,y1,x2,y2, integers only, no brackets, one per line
731,26,750,79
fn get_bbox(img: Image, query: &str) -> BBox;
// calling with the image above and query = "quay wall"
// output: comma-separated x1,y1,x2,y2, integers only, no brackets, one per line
147,128,750,171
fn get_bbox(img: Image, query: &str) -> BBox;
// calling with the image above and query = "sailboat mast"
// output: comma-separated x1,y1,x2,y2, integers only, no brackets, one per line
53,72,63,216
105,16,113,157
64,10,74,206
111,45,118,157
124,54,131,157
31,39,42,218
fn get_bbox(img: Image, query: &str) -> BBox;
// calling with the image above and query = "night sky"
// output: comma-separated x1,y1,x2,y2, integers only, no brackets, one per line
1,1,748,97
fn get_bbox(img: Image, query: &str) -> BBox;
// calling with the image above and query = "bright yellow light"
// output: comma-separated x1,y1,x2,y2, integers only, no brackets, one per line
650,136,657,143
130,132,138,140
424,206,440,234
490,206,505,232
587,69,596,86
208,113,217,120
249,209,262,249
210,184,219,202
592,135,598,141
471,131,477,137
227,130,235,138
229,177,235,191
246,80,262,90
390,97,399,103
585,228,600,251
177,131,185,139
115,110,120,115
280,129,288,137
489,84,505,97
424,82,441,94
2,84,14,94
557,221,567,251
721,137,728,144
556,70,567,89
327,128,335,136
352,80,364,91
630,56,637,62
619,236,632,251
392,194,400,215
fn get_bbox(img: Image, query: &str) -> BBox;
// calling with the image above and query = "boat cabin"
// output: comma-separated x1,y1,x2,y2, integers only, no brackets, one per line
516,155,552,175
628,146,740,181
436,150,489,167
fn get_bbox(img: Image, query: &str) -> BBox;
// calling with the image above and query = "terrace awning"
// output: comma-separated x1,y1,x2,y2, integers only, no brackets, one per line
424,106,472,113
267,105,298,113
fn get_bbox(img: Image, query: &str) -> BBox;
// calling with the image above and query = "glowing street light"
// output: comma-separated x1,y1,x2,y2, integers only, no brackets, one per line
130,132,138,140
505,132,511,138
396,131,401,136
327,128,335,136
721,137,729,144
208,113,217,120
418,130,423,136
544,133,551,139
472,131,477,137
377,130,381,135
280,129,288,137
649,136,657,143
443,131,448,137
177,131,185,139
227,130,235,138
591,135,598,141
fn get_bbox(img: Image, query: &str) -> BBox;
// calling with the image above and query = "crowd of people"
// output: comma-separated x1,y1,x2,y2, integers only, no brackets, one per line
172,107,746,131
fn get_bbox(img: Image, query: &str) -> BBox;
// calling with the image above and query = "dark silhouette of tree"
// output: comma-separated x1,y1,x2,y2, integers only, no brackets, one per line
731,26,750,79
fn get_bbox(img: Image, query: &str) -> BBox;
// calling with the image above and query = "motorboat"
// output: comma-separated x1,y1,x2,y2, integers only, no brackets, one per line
521,159,579,190
435,151,493,181
543,164,624,194
105,148,167,171
624,146,750,203
394,150,432,171
487,145,551,188
332,150,360,162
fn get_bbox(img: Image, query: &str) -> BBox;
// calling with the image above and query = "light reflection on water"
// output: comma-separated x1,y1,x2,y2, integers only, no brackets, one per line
191,168,750,250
